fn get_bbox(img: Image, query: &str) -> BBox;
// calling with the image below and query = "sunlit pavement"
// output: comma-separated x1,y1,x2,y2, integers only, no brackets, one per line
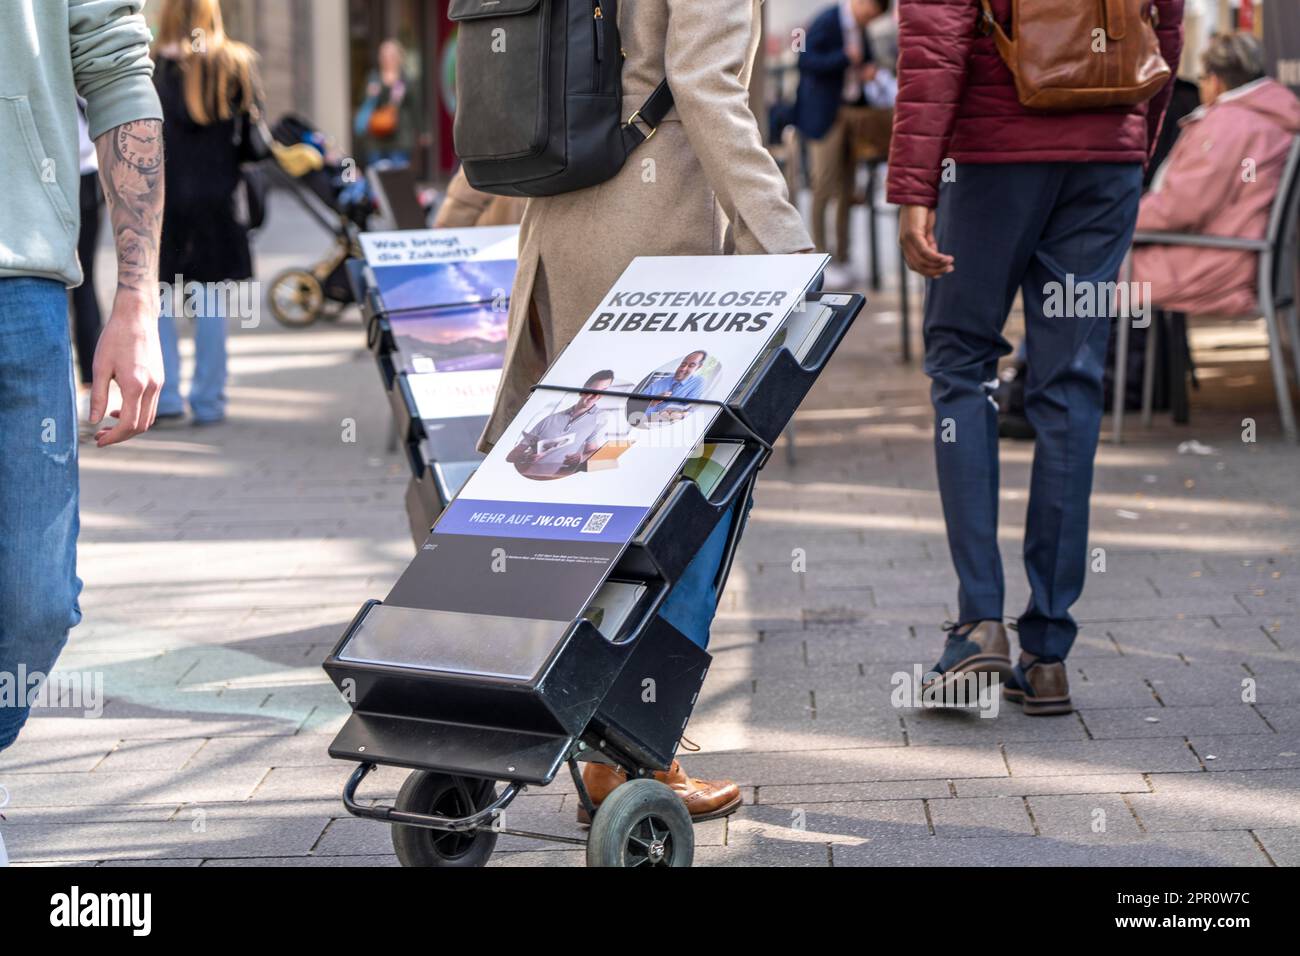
1,192,1297,867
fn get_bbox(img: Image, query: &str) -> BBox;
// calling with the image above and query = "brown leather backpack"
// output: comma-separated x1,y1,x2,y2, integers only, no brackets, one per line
979,0,1171,111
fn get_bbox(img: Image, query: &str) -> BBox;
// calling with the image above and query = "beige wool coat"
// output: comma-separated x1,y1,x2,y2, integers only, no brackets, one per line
479,0,814,450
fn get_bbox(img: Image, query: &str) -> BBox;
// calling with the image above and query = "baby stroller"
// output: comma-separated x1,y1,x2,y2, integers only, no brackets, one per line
263,114,375,327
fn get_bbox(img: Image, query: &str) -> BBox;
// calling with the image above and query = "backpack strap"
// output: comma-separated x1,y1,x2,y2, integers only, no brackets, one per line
622,80,675,151
978,0,1018,79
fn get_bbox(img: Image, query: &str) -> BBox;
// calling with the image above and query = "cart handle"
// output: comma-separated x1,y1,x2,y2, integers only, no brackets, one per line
341,762,523,833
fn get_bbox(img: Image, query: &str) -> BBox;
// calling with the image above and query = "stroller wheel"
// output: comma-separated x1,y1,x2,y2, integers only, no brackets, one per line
585,778,694,868
391,772,499,868
268,269,325,327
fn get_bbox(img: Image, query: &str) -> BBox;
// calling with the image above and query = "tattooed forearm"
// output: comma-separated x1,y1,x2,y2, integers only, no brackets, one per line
95,120,164,299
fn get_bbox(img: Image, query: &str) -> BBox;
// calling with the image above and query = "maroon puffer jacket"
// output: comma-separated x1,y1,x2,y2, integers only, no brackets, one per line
886,0,1185,208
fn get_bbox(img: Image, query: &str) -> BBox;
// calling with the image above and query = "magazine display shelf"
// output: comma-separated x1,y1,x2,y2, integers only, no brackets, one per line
351,257,475,540
327,285,864,867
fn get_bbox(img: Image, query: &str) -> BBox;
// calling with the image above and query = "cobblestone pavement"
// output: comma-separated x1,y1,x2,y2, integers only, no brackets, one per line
2,195,1297,867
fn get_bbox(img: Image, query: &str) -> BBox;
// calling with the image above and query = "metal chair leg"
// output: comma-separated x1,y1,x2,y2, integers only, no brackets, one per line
1260,274,1299,442
1112,259,1134,444
1141,310,1160,428
898,243,912,364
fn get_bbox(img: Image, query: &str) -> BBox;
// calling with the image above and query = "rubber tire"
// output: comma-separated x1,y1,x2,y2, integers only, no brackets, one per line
585,778,694,868
268,269,324,327
390,772,499,868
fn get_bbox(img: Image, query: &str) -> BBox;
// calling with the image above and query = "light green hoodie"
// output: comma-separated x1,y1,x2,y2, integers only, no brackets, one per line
0,0,163,287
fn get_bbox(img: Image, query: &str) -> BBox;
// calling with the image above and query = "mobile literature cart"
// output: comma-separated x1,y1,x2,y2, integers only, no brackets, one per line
354,227,520,543
324,256,863,867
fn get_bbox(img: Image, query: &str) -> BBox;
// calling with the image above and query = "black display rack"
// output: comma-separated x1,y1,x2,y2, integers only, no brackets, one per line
332,266,864,866
348,257,493,545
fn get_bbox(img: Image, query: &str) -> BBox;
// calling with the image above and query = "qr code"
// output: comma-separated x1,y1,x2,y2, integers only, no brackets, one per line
581,512,614,535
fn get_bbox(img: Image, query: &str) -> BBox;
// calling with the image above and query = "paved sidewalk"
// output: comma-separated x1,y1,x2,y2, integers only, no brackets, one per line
2,194,1297,866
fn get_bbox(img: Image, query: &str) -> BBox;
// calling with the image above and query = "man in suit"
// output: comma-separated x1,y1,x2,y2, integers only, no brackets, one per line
796,0,891,265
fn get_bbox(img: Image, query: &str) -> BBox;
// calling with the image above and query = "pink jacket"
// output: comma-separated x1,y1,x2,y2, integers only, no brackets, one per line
1133,78,1300,316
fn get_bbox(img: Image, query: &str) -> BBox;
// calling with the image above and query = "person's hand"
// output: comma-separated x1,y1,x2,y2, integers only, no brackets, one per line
898,205,954,278
89,291,164,447
563,452,583,466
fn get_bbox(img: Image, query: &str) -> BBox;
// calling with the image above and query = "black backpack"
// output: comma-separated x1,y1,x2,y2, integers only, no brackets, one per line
449,0,673,198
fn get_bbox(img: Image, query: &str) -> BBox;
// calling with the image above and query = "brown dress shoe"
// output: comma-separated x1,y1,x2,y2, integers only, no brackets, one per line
1003,653,1073,716
576,760,742,824
922,620,1014,694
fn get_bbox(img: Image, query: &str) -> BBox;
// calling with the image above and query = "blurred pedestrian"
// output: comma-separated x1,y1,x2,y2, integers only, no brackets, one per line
71,100,105,414
0,0,163,791
478,0,814,824
355,40,419,168
152,0,262,426
796,0,893,265
888,0,1184,715
1134,33,1300,315
433,166,526,229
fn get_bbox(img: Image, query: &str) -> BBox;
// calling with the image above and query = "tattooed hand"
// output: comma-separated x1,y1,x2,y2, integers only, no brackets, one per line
91,120,165,447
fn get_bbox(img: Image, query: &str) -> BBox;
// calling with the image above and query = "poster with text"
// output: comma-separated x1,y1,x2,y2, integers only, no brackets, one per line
385,254,828,623
360,226,519,468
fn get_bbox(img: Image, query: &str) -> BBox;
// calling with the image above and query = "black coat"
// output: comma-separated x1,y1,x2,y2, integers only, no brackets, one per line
154,57,253,283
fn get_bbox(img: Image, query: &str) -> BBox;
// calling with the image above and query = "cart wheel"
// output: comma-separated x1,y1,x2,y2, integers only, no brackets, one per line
391,772,499,868
585,779,693,868
268,269,324,327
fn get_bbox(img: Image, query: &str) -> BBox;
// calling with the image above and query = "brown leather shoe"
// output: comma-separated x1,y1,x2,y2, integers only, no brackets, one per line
576,760,742,824
1003,653,1073,715
922,620,1014,692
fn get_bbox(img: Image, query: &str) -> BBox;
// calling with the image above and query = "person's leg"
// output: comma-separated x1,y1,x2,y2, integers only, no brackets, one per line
157,311,185,417
835,114,857,263
657,495,750,650
0,278,83,751
808,116,846,258
924,164,1062,629
188,308,229,424
70,173,103,387
1017,163,1143,662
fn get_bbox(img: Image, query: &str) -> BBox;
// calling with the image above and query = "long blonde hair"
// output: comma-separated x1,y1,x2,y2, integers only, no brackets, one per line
154,0,259,125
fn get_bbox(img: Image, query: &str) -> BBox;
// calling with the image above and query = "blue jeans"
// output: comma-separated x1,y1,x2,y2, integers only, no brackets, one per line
924,163,1143,660
657,495,750,650
0,278,83,750
159,312,227,422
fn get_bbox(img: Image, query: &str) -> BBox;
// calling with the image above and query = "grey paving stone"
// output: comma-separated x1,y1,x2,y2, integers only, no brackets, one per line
757,779,953,804
926,796,1035,838
1130,770,1300,831
1002,738,1204,777
681,744,1008,786
955,774,1150,798
695,843,831,867
1077,705,1271,739
201,855,399,867
1186,735,1300,772
1026,794,1144,838
729,800,929,845
1,767,268,808
831,831,1271,867
93,738,209,772
1252,827,1300,866
901,707,1090,745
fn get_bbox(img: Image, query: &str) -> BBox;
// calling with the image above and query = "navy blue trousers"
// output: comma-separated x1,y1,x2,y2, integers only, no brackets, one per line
924,163,1142,660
